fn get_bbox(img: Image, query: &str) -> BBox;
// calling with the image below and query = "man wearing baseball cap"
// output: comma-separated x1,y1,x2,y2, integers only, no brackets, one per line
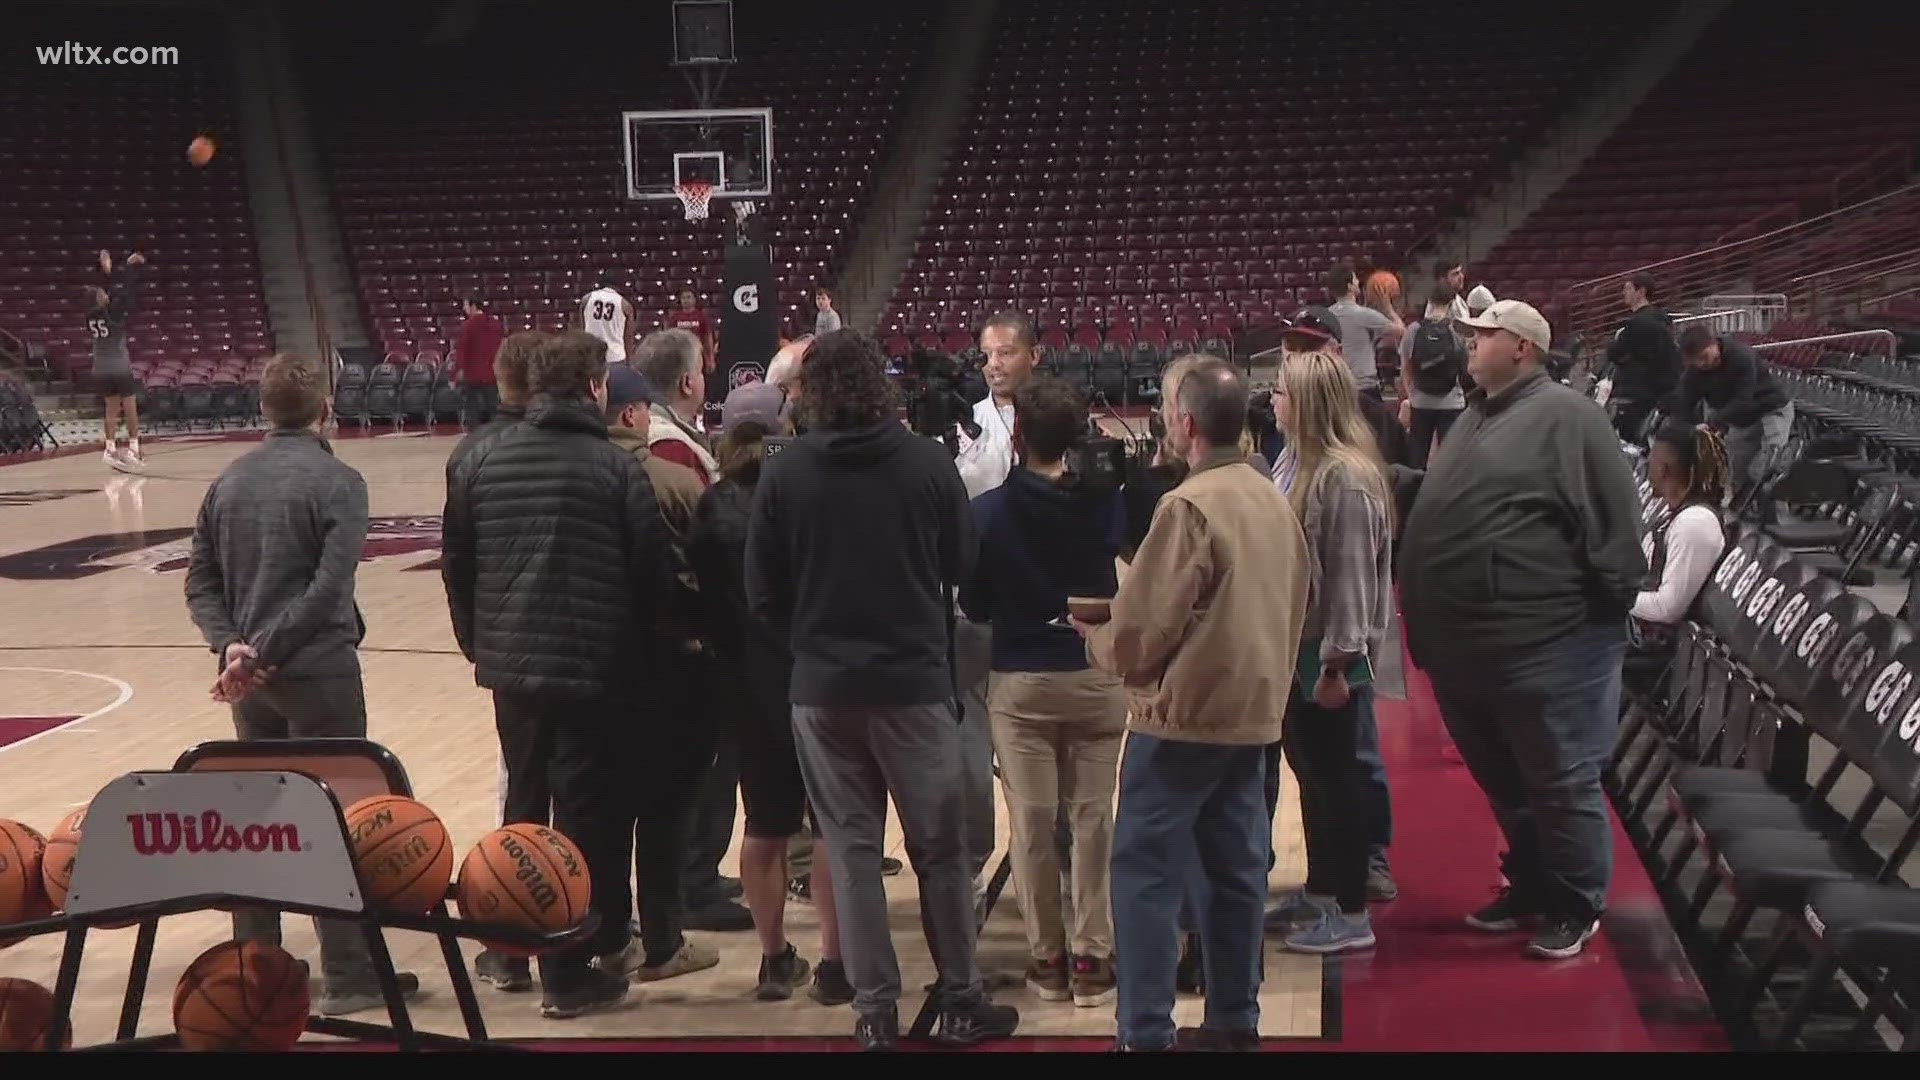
606,362,755,970
1397,298,1645,962
721,378,790,438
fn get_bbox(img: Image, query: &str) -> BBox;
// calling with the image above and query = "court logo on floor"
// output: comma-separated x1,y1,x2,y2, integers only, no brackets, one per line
0,517,445,580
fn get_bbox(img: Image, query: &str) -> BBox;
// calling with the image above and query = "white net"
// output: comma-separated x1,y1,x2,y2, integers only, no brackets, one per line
675,181,713,221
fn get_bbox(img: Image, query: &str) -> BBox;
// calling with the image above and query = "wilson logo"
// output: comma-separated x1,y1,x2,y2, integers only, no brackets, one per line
499,834,560,912
126,811,305,855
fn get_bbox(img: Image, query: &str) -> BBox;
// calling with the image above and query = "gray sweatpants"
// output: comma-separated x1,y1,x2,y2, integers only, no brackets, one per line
230,675,382,993
792,701,986,1019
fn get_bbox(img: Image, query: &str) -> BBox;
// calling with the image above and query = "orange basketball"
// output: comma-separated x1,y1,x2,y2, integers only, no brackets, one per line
172,940,310,1052
41,807,84,911
454,824,592,957
1365,268,1402,308
0,820,48,926
187,135,215,167
0,978,68,1051
344,796,453,915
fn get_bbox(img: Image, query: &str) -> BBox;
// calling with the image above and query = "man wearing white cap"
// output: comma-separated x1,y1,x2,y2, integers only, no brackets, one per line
1397,299,1645,962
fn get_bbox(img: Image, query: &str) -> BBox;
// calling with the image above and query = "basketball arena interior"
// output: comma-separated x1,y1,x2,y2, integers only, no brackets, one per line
1,0,1919,1054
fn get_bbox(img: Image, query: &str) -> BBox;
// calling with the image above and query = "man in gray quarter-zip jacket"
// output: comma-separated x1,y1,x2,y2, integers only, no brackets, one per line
184,353,416,1018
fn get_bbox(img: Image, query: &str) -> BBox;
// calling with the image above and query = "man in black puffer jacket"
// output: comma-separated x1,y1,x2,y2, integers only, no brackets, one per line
441,330,547,997
442,330,673,1019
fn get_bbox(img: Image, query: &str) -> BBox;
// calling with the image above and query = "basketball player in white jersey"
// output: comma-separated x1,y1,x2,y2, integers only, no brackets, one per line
580,283,635,364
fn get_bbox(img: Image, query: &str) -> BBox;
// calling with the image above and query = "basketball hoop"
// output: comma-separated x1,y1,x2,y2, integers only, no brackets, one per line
675,181,714,221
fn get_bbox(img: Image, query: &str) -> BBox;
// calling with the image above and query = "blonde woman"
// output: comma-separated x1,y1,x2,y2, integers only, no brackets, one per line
1267,350,1396,954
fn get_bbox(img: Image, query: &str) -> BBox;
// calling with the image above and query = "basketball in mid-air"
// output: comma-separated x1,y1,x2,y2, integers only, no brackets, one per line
187,136,216,167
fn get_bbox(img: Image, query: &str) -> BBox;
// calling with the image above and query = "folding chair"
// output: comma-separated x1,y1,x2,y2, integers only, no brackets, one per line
1675,615,1915,967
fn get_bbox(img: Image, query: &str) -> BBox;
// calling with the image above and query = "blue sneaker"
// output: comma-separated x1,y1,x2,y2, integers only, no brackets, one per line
1264,889,1334,931
1282,909,1376,954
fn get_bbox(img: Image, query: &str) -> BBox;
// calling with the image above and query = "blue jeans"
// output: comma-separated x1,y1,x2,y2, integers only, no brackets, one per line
1428,620,1626,921
1112,733,1268,1050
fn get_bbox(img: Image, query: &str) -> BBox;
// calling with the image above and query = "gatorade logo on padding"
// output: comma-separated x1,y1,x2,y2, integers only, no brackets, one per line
1714,548,1747,587
1832,633,1878,699
1866,661,1911,727
1797,613,1836,662
1747,578,1785,624
1899,697,1920,750
1772,593,1811,643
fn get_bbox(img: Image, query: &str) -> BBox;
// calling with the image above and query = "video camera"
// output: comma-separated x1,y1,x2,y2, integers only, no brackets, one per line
1069,390,1158,495
893,347,981,454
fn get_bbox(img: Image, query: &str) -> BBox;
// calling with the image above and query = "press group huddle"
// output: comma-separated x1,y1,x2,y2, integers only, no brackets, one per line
190,285,1719,1051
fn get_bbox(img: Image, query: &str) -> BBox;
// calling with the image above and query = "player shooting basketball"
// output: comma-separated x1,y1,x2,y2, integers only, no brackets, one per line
86,248,147,470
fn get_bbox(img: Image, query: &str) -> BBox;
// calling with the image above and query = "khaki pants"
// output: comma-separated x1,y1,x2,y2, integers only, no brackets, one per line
988,668,1125,961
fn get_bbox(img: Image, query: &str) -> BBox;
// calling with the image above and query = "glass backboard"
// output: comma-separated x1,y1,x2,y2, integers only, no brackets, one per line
622,107,772,202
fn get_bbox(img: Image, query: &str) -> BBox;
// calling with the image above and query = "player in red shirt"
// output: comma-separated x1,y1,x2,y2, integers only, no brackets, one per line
667,289,714,374
453,297,505,426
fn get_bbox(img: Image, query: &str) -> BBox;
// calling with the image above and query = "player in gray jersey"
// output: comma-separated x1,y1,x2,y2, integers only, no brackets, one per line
86,249,146,469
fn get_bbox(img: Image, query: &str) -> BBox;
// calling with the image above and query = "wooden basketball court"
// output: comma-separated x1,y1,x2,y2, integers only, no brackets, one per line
0,431,1321,1046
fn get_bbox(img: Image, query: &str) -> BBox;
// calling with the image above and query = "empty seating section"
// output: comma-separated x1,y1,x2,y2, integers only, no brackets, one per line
882,0,1654,356
0,6,271,389
295,0,936,358
1477,0,1920,304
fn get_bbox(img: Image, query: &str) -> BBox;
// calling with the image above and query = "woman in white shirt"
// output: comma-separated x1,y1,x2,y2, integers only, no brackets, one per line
1631,421,1730,642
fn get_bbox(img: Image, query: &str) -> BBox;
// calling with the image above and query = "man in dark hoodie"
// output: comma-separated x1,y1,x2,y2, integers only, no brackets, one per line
1398,299,1645,962
746,330,1019,1051
1603,274,1682,445
1662,325,1793,503
958,374,1125,1009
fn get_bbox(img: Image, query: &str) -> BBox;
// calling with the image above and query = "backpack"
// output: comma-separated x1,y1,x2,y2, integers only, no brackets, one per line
1409,319,1466,396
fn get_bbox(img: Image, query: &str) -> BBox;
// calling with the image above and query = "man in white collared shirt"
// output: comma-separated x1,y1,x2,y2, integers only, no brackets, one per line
958,313,1037,498
952,312,1040,892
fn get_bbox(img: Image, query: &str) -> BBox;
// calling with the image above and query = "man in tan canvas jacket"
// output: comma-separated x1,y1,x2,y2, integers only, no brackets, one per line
1074,356,1309,1052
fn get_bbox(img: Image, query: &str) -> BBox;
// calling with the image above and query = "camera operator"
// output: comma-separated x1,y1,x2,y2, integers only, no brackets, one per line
746,330,1019,1050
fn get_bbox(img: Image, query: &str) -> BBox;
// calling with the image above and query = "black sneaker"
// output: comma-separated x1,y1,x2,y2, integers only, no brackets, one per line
1176,1025,1261,1051
474,950,532,992
855,1006,899,1051
1465,889,1532,932
810,957,855,1006
1525,917,1600,960
880,856,904,876
787,873,812,903
931,997,1020,1047
1366,862,1399,902
540,968,631,1019
755,944,812,1001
